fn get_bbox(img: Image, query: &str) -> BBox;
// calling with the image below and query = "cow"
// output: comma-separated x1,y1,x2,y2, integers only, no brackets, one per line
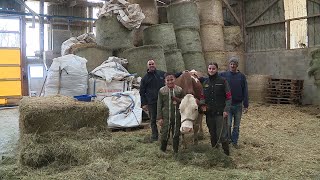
175,72,204,147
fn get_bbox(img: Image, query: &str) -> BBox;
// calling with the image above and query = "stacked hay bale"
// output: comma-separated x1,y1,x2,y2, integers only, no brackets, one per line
143,23,185,73
198,0,227,71
70,43,113,72
130,0,158,47
167,1,206,73
224,25,245,73
95,15,134,57
18,96,121,170
308,49,320,106
122,45,167,77
246,75,270,103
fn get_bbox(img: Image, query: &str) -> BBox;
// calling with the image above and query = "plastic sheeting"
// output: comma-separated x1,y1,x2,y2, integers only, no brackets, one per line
61,33,96,56
104,90,142,128
97,0,145,30
44,54,88,97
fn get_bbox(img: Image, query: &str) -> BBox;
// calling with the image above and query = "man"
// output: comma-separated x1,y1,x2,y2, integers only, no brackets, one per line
220,57,249,149
199,62,232,156
140,59,166,142
157,73,184,153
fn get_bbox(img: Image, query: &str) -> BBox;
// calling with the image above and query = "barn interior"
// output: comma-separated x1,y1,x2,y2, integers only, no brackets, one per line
0,0,319,179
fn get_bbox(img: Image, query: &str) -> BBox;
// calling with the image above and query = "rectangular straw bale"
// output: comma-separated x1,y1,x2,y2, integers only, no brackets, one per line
19,96,109,134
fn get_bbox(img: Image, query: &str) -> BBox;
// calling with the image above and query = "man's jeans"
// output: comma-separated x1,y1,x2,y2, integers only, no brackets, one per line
228,103,242,145
148,103,158,140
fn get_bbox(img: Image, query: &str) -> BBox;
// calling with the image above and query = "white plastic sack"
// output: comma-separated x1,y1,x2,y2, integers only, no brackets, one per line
104,90,142,128
88,78,128,101
90,59,131,83
97,0,145,30
44,54,88,97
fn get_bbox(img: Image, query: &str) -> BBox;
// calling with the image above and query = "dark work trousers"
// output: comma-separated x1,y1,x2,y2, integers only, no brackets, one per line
160,115,181,153
206,111,230,155
148,103,158,140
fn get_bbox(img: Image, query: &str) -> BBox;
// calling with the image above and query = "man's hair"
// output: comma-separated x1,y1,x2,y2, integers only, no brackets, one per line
208,62,218,69
164,72,175,78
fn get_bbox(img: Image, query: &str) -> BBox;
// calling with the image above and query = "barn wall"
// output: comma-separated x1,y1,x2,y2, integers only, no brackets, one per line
307,0,320,47
244,0,286,52
223,0,242,26
245,48,319,105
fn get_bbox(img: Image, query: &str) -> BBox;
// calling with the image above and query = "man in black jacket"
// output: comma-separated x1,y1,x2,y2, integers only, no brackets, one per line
140,59,166,142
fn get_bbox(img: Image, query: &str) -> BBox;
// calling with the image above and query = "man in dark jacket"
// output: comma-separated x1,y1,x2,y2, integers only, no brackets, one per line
140,59,166,142
199,62,232,156
220,57,248,149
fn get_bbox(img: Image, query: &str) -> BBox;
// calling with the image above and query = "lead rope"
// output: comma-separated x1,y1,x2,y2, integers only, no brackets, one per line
166,88,172,141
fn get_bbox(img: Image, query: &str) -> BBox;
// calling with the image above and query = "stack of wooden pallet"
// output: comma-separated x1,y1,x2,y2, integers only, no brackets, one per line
265,78,303,104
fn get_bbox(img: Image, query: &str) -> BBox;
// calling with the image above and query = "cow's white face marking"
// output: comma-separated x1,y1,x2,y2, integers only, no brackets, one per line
179,94,199,134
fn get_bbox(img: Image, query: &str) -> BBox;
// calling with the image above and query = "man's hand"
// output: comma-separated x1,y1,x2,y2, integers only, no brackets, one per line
142,105,148,112
243,108,248,114
223,112,228,118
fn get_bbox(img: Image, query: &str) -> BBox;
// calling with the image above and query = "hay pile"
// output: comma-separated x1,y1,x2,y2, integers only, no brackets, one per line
19,96,108,134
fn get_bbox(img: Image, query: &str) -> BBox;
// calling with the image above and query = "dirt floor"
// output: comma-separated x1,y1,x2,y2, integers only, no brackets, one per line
0,103,319,179
0,107,19,158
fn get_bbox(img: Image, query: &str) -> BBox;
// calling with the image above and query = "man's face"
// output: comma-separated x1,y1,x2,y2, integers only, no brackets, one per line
229,62,238,72
147,60,156,72
165,75,175,88
208,64,218,76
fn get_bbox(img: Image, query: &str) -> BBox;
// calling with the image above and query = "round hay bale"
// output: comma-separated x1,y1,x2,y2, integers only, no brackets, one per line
247,75,270,103
113,47,132,58
158,6,168,23
203,51,227,71
167,1,200,30
164,49,185,73
95,15,133,49
71,44,113,72
200,24,224,52
143,23,177,52
197,0,224,25
175,28,203,53
182,51,206,73
128,0,158,25
132,25,149,47
122,45,167,77
226,51,246,74
224,26,244,52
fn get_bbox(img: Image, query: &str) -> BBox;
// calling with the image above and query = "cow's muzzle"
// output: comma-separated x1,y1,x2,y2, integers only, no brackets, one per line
180,118,195,134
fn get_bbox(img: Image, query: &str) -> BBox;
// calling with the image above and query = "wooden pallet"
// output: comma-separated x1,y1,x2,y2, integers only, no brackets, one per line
109,122,149,132
265,97,300,104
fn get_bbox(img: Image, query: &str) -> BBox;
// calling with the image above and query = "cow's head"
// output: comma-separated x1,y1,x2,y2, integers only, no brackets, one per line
179,94,199,134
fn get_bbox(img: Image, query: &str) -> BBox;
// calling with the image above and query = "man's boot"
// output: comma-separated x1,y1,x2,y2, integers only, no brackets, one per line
222,142,230,156
173,138,179,153
160,140,168,152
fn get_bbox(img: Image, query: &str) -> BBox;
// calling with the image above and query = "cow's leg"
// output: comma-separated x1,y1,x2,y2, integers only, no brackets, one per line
181,134,187,149
197,114,204,140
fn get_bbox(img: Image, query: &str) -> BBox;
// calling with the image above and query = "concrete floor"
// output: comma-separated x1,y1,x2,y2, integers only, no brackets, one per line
0,107,19,158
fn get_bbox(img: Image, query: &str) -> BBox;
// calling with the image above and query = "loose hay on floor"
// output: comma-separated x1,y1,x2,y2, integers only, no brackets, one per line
19,96,109,134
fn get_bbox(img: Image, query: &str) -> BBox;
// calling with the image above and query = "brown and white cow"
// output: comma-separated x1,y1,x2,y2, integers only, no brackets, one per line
175,72,204,147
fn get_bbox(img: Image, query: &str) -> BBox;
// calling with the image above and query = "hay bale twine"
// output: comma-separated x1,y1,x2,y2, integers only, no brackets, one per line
197,0,223,25
224,26,244,51
158,6,168,23
71,44,113,72
204,51,227,71
19,96,108,134
132,25,149,47
247,75,270,103
226,51,246,74
95,15,133,49
182,51,206,73
122,45,167,77
164,49,185,73
128,0,158,25
143,23,177,52
175,28,203,53
167,1,200,30
200,24,224,52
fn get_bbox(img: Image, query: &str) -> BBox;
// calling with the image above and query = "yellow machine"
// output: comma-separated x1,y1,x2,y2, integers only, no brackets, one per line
0,48,22,105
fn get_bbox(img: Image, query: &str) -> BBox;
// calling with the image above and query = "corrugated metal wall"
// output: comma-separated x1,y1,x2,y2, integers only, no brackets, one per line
307,0,320,47
244,0,286,52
